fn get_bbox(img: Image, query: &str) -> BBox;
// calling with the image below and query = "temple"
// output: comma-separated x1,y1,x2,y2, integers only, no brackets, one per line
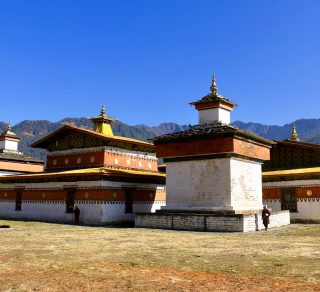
136,75,290,232
0,123,44,175
263,124,320,222
1,75,318,229
0,107,165,225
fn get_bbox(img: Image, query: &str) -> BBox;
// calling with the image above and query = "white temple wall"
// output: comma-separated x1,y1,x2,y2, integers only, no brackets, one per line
290,201,320,220
263,199,281,212
0,200,74,223
230,159,263,212
0,200,166,225
99,202,132,224
165,158,263,211
199,108,230,125
0,140,18,152
263,180,320,221
263,199,320,221
165,158,232,210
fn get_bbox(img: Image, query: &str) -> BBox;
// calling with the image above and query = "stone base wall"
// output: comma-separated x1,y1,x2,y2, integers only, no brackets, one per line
135,210,290,232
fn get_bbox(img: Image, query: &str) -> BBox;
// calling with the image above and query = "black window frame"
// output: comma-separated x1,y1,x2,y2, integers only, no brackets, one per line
281,188,298,212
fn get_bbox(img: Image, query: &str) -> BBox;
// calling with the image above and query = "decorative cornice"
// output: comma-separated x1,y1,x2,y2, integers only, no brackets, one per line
164,152,264,164
47,146,157,160
263,184,320,189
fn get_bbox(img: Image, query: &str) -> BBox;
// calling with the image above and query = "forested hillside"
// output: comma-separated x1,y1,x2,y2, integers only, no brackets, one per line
1,117,319,161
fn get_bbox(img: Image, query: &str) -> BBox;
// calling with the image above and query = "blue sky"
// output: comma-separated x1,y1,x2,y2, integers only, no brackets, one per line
0,0,319,127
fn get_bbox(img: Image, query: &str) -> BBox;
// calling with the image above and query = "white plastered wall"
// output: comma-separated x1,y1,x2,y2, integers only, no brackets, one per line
0,180,166,225
291,201,320,220
164,158,263,212
199,108,230,124
230,159,263,212
263,200,281,212
0,140,18,152
263,179,320,220
165,158,232,210
0,200,166,225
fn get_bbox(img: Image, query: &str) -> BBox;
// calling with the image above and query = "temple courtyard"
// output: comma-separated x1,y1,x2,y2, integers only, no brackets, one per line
1,221,320,292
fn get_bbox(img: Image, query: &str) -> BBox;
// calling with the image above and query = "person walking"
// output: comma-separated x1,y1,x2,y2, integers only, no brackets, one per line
74,206,80,225
262,206,271,231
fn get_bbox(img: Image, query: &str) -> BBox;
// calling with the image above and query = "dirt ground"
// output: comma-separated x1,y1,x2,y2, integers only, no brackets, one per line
1,220,320,292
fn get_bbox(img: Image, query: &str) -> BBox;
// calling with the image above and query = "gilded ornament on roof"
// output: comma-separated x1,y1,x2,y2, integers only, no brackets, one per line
291,124,300,141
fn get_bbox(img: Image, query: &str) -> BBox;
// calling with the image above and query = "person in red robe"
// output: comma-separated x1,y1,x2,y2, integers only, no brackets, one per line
74,206,80,225
262,206,271,231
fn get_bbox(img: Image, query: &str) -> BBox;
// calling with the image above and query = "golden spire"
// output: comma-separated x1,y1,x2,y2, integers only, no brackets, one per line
4,121,16,135
100,105,106,116
0,121,19,140
7,121,12,132
210,74,218,94
291,124,299,141
89,105,116,136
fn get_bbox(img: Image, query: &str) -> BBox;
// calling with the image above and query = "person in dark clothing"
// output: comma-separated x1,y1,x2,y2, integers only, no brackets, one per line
74,206,80,225
262,206,271,231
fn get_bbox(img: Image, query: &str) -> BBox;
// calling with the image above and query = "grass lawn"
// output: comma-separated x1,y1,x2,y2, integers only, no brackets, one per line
1,220,320,291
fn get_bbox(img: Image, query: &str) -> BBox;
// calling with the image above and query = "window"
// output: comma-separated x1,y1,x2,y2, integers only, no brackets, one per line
124,189,133,214
15,188,23,211
281,188,297,212
65,188,76,213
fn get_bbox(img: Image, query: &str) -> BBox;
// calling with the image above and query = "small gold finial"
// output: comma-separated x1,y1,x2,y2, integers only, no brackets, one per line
89,105,115,136
7,121,12,132
291,124,299,141
100,105,106,116
210,74,218,94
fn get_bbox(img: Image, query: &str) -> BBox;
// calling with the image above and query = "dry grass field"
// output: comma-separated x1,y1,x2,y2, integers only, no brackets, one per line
1,220,320,291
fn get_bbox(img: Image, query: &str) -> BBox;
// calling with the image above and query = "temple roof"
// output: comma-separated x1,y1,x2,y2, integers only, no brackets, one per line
31,124,155,152
0,166,165,182
275,139,320,150
0,152,43,164
190,75,237,107
263,166,320,178
152,121,273,146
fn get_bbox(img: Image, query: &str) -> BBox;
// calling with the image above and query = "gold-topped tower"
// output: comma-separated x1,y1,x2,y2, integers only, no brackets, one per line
210,74,218,94
89,105,116,136
190,74,237,125
0,121,19,139
290,124,300,141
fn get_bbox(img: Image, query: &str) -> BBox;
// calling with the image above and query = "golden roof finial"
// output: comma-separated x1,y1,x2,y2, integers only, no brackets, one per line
100,105,106,117
210,74,218,94
7,121,12,132
0,121,19,139
291,124,299,141
89,105,115,136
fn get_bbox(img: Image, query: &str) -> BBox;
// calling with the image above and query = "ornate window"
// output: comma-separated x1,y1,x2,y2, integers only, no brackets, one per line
281,188,297,212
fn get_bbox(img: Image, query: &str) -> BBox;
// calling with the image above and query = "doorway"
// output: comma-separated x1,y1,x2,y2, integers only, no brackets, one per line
124,189,134,214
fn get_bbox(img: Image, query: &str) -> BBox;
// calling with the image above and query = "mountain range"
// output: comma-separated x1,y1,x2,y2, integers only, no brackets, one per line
1,118,319,161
